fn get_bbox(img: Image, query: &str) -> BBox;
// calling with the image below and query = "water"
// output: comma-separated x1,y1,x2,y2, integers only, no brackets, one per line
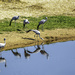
0,41,75,75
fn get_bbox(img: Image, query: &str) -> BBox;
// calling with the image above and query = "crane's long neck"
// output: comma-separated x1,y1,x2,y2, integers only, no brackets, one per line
4,40,6,43
26,30,32,33
37,24,40,30
9,19,12,26
17,16,19,19
4,40,6,46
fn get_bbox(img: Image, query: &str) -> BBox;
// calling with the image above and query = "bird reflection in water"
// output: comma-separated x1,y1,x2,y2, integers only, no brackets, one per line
27,42,49,59
27,43,41,54
24,48,30,59
11,49,21,58
0,51,7,67
40,42,49,59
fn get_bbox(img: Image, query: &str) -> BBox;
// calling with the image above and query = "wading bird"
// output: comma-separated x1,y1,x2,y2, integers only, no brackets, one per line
26,30,44,40
9,16,19,26
23,19,29,28
37,17,47,31
0,38,6,48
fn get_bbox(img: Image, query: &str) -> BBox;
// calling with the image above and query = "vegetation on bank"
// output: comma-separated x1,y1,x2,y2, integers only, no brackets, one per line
0,16,75,31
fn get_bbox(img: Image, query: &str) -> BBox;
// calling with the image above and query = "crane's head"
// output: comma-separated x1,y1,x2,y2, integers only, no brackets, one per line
45,17,47,19
4,38,6,41
27,21,29,24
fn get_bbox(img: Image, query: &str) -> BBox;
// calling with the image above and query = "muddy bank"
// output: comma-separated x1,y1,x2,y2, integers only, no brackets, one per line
0,29,75,51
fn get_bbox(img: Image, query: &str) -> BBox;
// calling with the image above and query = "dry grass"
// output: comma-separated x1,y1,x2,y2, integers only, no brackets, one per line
0,0,75,19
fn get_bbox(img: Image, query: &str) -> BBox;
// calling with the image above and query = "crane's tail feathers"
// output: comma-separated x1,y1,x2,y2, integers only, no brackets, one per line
26,30,32,33
9,20,12,26
37,24,40,30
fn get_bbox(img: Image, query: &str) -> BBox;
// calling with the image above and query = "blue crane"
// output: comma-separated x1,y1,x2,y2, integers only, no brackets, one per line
9,16,19,26
37,17,47,31
23,19,29,28
26,29,44,40
0,38,6,48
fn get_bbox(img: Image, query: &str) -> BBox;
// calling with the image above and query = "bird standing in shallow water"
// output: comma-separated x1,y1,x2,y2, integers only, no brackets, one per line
26,29,44,40
37,17,47,31
0,38,6,48
23,19,29,28
9,16,19,26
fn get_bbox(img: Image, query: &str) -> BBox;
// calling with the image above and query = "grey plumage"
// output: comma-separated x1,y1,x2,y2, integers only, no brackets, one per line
26,29,44,40
9,16,19,26
37,17,47,30
23,19,29,28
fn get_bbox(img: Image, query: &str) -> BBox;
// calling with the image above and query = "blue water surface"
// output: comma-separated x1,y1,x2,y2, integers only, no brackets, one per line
0,41,75,75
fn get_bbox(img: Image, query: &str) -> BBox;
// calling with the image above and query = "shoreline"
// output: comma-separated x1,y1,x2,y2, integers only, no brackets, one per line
0,29,75,51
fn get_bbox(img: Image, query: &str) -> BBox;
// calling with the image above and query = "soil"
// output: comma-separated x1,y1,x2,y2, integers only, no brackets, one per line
0,29,75,51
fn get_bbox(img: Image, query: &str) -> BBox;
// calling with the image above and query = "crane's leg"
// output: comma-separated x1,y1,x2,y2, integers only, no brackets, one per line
34,34,38,41
34,34,36,37
25,25,27,31
37,35,38,41
42,24,44,31
15,20,16,27
34,34,36,41
15,20,16,30
41,42,44,50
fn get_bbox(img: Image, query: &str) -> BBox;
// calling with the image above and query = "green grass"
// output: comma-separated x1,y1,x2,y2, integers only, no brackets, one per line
0,16,75,31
